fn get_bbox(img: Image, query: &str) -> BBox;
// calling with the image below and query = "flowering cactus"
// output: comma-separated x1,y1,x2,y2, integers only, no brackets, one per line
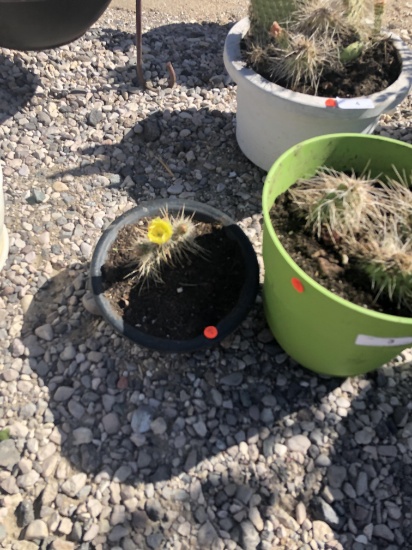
126,209,204,283
147,218,173,245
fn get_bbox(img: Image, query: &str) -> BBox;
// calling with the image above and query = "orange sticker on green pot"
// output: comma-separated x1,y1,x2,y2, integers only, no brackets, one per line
291,278,304,293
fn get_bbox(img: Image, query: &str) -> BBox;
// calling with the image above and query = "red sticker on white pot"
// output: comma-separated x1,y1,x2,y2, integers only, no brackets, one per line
325,98,337,108
325,98,375,109
355,334,412,347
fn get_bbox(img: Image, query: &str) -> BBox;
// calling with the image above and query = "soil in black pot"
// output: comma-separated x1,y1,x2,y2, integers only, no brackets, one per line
242,36,401,97
270,194,411,318
102,222,246,340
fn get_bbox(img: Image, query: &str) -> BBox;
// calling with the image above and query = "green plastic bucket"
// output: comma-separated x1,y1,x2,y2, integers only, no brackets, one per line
262,134,412,377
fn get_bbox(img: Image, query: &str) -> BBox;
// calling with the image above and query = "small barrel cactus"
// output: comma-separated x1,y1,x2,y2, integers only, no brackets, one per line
125,209,204,284
288,165,412,312
361,237,412,313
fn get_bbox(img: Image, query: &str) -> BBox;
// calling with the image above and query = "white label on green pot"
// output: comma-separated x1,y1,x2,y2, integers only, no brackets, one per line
355,334,412,347
336,97,375,109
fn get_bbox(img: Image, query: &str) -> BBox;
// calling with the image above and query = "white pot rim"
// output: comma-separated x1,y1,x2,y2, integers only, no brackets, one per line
224,18,412,115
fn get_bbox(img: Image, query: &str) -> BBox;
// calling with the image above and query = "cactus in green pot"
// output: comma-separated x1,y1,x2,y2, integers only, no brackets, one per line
288,164,412,313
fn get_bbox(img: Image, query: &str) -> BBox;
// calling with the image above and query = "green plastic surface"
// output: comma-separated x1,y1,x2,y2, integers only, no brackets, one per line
262,134,412,376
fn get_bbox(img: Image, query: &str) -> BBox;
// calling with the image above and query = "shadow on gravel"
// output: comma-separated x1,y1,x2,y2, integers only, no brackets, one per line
47,21,266,222
16,263,335,544
45,21,234,99
318,366,412,549
0,53,40,125
20,264,322,484
18,262,412,547
50,104,264,222
373,124,412,145
95,21,233,90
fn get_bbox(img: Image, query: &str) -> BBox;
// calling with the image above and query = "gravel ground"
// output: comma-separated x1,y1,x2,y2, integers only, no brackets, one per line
1,4,412,550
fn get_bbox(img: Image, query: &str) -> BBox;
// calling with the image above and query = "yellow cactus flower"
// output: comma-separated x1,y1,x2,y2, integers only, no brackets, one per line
147,217,173,245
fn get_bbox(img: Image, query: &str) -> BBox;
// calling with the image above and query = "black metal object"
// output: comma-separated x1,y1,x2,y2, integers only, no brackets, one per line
90,199,260,353
135,0,175,88
0,0,175,89
0,0,112,50
136,0,145,87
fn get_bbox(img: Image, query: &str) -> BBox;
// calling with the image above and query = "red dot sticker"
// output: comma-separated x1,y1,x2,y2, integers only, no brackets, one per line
204,326,218,339
325,98,337,108
291,278,304,293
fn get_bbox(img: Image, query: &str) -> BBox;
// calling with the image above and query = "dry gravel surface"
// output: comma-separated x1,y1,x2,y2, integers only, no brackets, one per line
0,2,412,550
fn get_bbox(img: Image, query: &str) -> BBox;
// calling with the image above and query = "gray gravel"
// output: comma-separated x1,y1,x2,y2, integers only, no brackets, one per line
1,6,412,550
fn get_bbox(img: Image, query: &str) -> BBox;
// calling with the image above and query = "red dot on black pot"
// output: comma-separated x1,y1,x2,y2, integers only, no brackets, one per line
204,326,218,339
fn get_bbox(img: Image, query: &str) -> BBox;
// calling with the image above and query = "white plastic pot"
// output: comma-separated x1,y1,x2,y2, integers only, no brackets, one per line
223,18,412,171
0,165,9,271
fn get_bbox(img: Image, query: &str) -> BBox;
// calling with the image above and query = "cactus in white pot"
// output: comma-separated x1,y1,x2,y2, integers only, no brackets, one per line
223,0,412,170
245,0,386,93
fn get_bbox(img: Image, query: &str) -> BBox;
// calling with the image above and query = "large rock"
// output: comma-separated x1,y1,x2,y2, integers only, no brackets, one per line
41,480,59,506
72,427,93,445
131,406,153,434
240,520,260,550
197,521,218,548
0,439,21,468
1,476,19,494
17,471,40,489
373,524,395,542
311,497,340,527
286,435,311,454
312,520,335,542
61,473,87,498
327,465,347,489
25,519,48,540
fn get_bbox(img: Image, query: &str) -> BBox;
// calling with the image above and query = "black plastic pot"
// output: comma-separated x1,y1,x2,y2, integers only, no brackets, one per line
0,0,111,51
90,199,260,353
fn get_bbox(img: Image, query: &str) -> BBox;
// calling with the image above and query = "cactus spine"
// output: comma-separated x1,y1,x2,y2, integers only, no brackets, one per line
374,0,386,35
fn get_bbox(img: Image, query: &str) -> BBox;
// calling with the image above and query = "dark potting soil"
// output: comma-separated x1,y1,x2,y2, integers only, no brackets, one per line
270,194,410,318
242,37,401,97
102,223,246,340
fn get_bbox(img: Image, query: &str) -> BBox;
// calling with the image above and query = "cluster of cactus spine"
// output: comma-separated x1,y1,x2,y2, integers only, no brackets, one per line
288,166,383,239
360,232,412,310
246,0,387,92
289,165,412,312
125,209,204,284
